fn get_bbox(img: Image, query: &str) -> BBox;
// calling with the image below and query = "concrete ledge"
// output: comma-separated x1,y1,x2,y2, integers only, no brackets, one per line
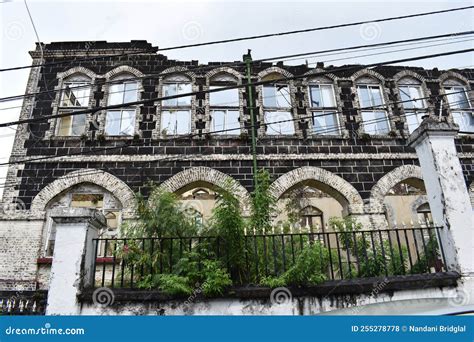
79,272,460,303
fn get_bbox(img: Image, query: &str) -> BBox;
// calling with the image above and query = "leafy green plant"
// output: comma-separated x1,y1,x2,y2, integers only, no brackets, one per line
410,234,440,274
209,180,246,283
250,169,276,234
259,276,288,288
200,260,232,296
259,241,330,287
283,241,330,285
154,274,193,296
123,185,199,238
330,217,409,278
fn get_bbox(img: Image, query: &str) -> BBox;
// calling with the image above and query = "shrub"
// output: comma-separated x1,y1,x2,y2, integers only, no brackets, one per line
250,169,275,234
259,241,330,287
123,185,199,238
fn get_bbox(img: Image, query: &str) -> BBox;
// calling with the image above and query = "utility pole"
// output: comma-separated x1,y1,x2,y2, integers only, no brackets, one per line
243,50,259,188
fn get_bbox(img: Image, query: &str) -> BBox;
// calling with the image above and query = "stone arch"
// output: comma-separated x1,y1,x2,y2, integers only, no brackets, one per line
269,166,364,214
393,70,427,84
104,65,144,79
303,68,337,82
351,68,385,83
257,66,293,80
158,167,251,214
160,66,197,82
31,169,136,218
439,71,469,86
57,66,97,80
205,67,242,82
369,165,424,212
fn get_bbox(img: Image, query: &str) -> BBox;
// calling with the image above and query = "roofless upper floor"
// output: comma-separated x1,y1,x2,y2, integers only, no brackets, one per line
15,41,473,154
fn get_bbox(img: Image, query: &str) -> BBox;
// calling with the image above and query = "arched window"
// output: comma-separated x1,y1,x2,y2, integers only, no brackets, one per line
209,73,240,135
56,74,91,136
261,72,295,135
299,205,324,231
356,76,390,135
42,184,122,257
397,77,427,133
105,73,138,136
161,74,192,135
192,188,210,198
416,202,432,225
307,76,339,135
442,78,473,133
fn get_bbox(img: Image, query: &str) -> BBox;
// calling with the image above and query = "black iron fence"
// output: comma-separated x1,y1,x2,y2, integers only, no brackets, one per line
92,226,446,289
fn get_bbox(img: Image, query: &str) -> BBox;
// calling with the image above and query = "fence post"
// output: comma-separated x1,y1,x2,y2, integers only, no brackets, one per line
407,118,473,275
45,208,106,315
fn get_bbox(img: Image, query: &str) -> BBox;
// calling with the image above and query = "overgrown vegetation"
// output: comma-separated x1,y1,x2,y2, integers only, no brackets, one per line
330,217,409,278
250,169,275,234
260,241,330,286
113,170,440,296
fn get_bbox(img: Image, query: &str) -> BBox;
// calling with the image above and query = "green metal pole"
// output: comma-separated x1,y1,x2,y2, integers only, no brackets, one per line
243,50,258,187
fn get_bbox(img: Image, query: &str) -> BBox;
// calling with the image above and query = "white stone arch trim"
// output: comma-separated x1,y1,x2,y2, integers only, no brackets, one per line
303,68,338,82
45,67,98,140
438,71,473,124
205,67,243,82
393,70,427,84
439,71,470,86
351,68,385,83
31,169,136,218
158,167,251,214
98,66,145,139
104,65,145,79
153,66,198,139
302,68,348,138
369,165,424,212
393,70,434,136
204,67,244,136
57,66,97,80
257,67,298,136
269,166,364,214
159,66,197,82
350,68,395,137
257,66,293,80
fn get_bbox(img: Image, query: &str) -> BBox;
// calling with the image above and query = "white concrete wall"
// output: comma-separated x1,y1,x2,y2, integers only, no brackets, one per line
79,286,458,315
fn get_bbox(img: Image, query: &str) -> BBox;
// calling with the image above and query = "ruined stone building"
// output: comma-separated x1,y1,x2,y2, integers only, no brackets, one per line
0,42,472,313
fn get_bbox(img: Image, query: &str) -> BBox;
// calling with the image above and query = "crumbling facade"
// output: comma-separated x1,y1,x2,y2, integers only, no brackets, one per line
0,41,473,299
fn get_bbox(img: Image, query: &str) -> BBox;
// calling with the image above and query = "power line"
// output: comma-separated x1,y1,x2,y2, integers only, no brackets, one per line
0,94,469,191
0,48,471,129
1,30,472,104
0,100,468,191
291,37,474,64
1,5,473,73
0,91,469,171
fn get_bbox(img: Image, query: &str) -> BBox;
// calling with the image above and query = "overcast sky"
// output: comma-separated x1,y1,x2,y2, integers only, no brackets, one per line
0,0,473,197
